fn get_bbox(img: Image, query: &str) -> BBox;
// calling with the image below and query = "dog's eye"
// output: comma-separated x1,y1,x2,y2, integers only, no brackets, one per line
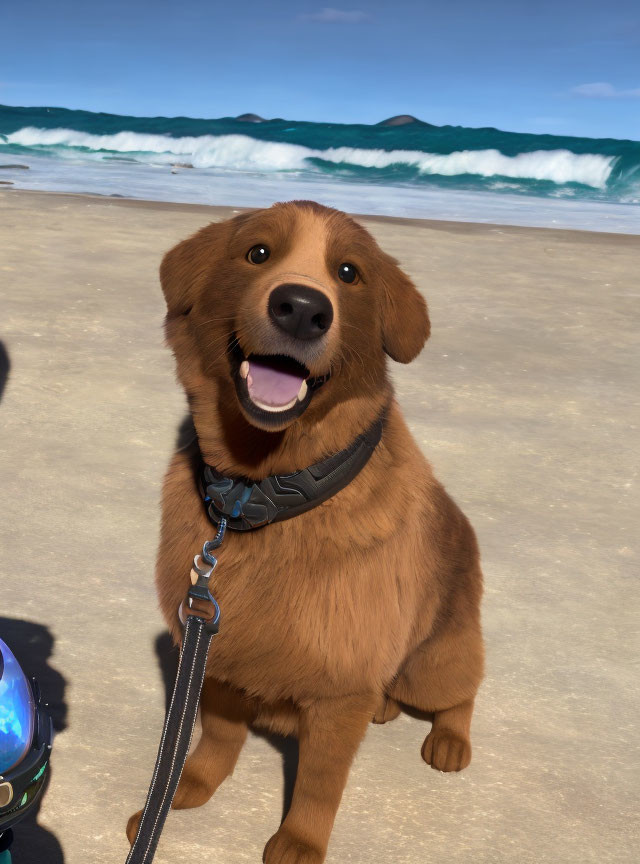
247,244,271,264
338,263,359,284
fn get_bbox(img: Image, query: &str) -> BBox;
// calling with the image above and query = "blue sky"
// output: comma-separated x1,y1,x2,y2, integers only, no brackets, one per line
2,0,639,139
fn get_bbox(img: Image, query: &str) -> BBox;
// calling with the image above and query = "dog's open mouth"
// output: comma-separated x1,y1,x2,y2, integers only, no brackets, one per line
242,354,309,412
231,339,330,428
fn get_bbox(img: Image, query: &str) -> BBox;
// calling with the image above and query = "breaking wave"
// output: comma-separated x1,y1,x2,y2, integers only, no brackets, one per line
6,127,616,188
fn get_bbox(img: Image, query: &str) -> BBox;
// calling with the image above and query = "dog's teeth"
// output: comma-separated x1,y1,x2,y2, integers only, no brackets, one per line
251,396,297,412
297,380,308,401
240,361,249,380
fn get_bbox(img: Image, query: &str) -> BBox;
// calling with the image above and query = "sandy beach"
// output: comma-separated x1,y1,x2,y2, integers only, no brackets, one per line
1,188,638,863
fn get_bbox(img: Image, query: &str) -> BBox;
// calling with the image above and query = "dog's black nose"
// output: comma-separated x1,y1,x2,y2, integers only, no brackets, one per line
268,284,334,340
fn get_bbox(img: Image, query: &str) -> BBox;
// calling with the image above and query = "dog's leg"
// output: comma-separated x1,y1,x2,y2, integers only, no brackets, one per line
391,619,484,773
372,692,401,724
173,677,254,808
126,678,253,845
421,698,475,772
263,693,375,864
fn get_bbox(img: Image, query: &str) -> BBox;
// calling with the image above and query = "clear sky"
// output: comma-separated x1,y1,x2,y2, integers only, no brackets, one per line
2,0,638,140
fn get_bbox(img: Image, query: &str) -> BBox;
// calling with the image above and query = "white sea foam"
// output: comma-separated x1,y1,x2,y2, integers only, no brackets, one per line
7,128,311,171
316,146,615,188
6,127,616,188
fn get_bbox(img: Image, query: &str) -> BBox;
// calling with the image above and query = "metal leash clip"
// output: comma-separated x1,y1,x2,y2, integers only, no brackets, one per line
181,517,227,635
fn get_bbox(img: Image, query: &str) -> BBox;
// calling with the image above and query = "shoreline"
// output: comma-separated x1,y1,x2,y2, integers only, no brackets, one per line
3,186,639,246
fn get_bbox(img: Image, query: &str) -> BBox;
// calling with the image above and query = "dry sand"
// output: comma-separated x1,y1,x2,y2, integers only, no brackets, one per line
0,188,638,863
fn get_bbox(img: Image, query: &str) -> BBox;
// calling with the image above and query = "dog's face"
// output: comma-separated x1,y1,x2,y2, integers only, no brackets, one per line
161,201,429,436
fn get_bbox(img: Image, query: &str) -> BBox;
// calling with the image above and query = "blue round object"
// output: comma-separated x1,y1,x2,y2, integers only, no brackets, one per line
0,638,35,774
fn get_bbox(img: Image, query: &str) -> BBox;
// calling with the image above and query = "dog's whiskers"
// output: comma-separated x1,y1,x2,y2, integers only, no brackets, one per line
341,343,367,377
201,322,263,376
339,320,371,339
194,314,241,327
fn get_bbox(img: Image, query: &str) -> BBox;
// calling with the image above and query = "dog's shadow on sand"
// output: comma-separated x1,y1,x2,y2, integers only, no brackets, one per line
0,617,67,863
0,341,10,404
154,632,299,823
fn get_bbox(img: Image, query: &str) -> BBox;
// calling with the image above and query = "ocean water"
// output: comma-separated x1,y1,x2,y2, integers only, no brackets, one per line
1,105,639,233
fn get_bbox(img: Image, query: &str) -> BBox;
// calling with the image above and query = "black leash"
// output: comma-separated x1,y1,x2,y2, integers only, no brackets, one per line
125,520,226,864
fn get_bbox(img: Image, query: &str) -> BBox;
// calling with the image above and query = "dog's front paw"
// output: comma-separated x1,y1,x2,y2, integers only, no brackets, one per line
263,827,324,864
126,810,142,845
422,729,471,772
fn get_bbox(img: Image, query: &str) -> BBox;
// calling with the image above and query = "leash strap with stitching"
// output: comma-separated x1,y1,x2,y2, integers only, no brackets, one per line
125,615,212,864
125,521,225,864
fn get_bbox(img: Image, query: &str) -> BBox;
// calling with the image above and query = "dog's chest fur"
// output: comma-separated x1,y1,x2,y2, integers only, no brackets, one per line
156,417,441,707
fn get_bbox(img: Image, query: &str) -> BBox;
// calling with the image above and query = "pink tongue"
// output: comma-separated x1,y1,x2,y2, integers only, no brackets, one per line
247,359,304,406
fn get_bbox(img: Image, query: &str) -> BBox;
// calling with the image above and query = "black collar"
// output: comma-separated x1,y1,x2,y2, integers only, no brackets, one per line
199,411,386,531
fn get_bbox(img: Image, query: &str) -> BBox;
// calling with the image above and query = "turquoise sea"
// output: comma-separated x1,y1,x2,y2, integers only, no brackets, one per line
1,105,639,233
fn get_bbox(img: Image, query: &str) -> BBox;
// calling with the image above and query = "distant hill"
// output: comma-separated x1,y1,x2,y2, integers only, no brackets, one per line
236,113,266,123
377,114,432,127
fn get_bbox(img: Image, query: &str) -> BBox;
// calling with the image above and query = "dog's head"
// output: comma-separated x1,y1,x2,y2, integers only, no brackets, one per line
161,201,429,464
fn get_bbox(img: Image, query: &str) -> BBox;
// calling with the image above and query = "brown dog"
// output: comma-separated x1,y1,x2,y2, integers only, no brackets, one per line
127,200,484,862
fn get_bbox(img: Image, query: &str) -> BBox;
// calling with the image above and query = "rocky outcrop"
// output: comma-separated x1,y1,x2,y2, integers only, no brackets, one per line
377,115,424,127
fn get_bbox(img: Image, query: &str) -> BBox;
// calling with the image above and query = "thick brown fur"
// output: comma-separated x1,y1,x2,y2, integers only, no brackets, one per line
127,201,484,862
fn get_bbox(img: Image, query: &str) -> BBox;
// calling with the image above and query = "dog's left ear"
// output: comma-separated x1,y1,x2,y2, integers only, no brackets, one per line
160,221,228,319
380,254,430,363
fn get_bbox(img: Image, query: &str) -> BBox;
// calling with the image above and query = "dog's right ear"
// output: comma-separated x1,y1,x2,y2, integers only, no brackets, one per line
160,221,229,319
379,253,430,364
